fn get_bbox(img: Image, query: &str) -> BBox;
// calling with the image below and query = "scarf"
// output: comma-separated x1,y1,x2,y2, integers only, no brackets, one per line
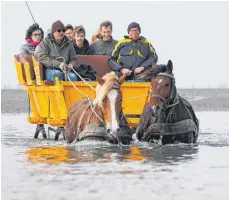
26,38,40,47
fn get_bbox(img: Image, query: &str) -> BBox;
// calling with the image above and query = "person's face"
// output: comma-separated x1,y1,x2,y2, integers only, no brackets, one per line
53,29,65,41
100,26,112,41
75,32,85,46
65,29,75,41
31,30,41,42
129,28,140,41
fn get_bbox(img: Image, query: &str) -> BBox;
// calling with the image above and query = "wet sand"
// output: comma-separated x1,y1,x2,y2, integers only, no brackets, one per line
1,88,229,113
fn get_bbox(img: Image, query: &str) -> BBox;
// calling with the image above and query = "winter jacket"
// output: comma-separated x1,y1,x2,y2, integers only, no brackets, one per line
35,33,77,69
108,36,158,72
91,37,118,56
73,39,96,80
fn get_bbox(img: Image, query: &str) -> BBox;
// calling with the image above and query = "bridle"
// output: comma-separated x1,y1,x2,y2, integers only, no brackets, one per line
150,72,175,110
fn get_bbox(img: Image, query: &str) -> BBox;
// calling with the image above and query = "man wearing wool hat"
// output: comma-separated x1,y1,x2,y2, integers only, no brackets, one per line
35,20,78,82
108,22,158,79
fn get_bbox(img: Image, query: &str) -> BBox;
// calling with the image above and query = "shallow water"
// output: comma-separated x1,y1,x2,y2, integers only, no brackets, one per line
2,111,229,200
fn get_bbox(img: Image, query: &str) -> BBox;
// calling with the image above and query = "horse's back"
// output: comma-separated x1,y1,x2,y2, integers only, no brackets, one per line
179,96,199,130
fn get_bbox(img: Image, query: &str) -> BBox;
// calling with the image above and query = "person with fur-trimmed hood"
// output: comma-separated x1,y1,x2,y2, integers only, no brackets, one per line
20,23,44,55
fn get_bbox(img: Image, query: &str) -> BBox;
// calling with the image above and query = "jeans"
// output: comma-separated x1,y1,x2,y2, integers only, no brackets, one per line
45,69,78,82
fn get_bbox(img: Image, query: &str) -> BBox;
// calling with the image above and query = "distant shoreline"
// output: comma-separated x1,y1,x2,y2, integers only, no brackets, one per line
1,88,229,113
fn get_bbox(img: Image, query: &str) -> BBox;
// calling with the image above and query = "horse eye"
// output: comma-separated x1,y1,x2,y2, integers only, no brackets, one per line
165,83,170,87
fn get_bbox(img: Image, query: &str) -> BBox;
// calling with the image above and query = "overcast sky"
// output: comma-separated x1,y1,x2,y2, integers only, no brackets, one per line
1,1,229,88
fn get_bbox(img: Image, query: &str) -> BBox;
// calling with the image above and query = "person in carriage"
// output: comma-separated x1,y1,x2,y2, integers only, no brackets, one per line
35,20,78,82
108,22,158,81
20,23,44,58
90,20,118,56
73,25,96,81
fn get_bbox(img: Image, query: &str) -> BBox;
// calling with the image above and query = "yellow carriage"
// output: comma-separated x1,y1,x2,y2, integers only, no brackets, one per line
14,55,151,139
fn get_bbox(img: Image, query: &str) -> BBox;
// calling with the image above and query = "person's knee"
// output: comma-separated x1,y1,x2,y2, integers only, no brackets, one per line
68,73,78,81
45,69,64,81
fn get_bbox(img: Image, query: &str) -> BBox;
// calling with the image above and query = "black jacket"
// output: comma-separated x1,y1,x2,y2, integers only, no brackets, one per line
108,36,158,72
73,39,96,80
73,39,94,55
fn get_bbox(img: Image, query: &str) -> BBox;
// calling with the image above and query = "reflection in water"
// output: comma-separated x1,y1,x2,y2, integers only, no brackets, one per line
25,144,198,165
124,146,148,161
26,146,69,164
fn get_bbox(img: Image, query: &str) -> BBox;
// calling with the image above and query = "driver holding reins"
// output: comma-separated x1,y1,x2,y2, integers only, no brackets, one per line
108,22,158,80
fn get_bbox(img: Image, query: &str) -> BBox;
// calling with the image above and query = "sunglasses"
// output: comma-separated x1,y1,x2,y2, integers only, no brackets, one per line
56,29,65,33
32,33,41,37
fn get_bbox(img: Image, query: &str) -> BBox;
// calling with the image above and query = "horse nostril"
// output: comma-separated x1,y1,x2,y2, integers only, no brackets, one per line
117,128,121,132
156,105,160,110
106,129,110,134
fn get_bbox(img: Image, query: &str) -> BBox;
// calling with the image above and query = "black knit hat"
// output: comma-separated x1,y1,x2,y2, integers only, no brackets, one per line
51,20,65,33
127,22,141,33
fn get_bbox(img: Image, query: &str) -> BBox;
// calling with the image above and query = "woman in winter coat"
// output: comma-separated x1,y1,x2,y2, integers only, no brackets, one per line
20,23,44,55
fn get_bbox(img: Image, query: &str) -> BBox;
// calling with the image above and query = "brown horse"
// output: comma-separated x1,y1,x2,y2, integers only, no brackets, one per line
136,60,199,144
65,72,132,144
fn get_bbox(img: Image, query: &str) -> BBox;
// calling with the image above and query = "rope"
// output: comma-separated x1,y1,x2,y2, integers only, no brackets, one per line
122,94,150,101
71,68,96,91
25,1,36,24
61,68,105,125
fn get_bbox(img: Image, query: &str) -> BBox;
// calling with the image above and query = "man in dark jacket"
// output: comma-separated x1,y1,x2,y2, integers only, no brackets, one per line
90,21,118,56
35,20,77,82
108,22,158,80
73,25,96,80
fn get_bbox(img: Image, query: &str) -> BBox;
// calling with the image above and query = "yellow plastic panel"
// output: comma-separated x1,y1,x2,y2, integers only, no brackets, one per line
62,82,97,109
121,82,151,115
14,57,26,85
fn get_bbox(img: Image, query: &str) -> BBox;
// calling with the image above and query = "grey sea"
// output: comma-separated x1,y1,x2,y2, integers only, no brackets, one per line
1,89,229,200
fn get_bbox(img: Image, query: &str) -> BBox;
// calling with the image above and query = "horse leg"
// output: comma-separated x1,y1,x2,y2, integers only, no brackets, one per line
162,132,194,144
176,132,194,144
162,135,175,145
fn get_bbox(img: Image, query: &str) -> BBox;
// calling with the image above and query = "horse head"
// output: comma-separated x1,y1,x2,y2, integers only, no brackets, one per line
149,60,176,117
94,72,126,139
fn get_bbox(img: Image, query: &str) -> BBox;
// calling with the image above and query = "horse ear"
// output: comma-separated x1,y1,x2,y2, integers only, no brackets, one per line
167,60,173,73
96,75,105,85
117,74,126,85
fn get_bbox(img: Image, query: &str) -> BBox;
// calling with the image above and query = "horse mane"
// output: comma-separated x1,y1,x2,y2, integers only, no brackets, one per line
94,72,120,108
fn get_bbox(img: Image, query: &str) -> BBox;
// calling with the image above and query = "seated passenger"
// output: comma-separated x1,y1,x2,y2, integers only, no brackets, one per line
108,22,158,81
20,23,44,56
73,25,96,80
35,20,78,82
90,21,118,55
64,24,75,41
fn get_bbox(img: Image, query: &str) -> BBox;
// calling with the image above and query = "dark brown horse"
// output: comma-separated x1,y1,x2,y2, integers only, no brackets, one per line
65,72,132,144
136,60,199,144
